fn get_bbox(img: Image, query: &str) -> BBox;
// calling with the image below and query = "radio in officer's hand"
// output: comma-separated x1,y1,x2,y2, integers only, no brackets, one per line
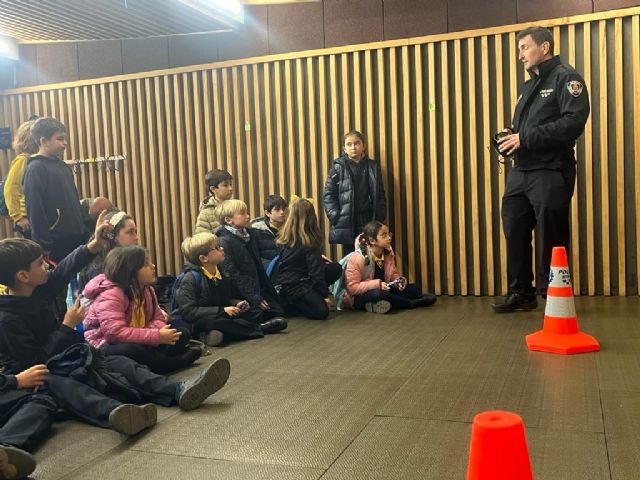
491,129,514,164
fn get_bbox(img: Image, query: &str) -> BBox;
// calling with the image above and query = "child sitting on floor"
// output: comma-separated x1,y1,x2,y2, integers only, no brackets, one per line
172,232,265,346
215,200,287,333
83,245,200,374
343,221,436,314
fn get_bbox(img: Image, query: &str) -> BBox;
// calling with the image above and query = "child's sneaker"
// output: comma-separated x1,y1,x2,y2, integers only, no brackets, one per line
108,404,157,436
0,444,36,480
177,358,231,411
200,330,224,347
365,300,392,314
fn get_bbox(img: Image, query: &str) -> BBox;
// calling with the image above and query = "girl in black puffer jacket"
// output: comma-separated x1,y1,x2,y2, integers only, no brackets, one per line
322,130,387,254
272,199,339,320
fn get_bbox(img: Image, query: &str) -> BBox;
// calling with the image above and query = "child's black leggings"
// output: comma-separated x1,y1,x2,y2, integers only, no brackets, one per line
354,284,422,311
101,326,195,374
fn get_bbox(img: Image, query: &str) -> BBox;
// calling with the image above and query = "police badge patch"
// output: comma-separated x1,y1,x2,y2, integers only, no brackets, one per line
567,80,583,97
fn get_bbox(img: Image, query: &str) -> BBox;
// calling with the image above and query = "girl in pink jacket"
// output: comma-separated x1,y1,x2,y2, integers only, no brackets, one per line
344,221,436,314
83,245,201,373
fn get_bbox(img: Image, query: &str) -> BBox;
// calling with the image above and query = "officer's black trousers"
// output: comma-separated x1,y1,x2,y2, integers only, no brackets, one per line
501,167,575,295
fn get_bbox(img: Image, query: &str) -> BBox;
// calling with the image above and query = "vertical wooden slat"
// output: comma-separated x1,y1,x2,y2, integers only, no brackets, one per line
128,80,145,241
376,48,388,255
401,46,416,281
284,60,295,198
153,76,171,273
183,73,198,222
389,47,404,269
365,51,375,156
252,64,267,213
582,23,595,295
94,84,107,199
415,44,429,292
242,65,257,214
481,36,495,295
192,71,207,208
341,54,351,134
296,58,308,198
318,56,332,257
212,69,224,171
172,75,189,241
306,58,318,205
202,70,214,174
568,24,581,295
222,68,233,175
263,64,276,196
274,62,286,195
119,81,135,221
143,77,162,272
509,32,519,290
467,38,481,296
140,78,158,266
428,42,442,295
329,54,341,257
163,75,182,271
599,20,611,295
454,39,467,295
231,67,248,212
441,40,455,295
353,52,362,132
614,17,625,295
633,15,640,292
83,86,96,198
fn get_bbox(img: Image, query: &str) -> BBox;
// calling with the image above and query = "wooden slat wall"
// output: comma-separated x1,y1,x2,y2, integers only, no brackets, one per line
2,8,640,296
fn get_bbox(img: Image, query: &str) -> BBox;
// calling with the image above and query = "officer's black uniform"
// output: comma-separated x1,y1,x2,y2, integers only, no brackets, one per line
500,55,590,302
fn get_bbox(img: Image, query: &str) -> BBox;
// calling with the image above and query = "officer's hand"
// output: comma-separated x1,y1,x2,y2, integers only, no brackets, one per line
498,133,520,156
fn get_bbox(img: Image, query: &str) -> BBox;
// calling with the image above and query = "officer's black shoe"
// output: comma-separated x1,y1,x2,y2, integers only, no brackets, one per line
491,293,537,313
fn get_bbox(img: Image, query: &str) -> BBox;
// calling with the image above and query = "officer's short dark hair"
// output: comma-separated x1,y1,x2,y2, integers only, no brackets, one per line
517,26,554,55
263,195,288,213
31,117,66,145
0,238,43,286
204,169,233,191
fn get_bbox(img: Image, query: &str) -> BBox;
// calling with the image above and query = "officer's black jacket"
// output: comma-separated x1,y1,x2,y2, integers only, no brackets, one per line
512,56,590,171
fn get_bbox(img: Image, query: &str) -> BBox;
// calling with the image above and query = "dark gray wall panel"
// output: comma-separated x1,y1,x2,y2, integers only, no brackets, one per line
324,0,384,47
268,3,325,54
168,33,219,68
17,44,38,87
217,6,269,61
121,37,169,74
517,0,593,23
447,0,517,32
36,43,79,84
78,40,123,79
383,0,448,40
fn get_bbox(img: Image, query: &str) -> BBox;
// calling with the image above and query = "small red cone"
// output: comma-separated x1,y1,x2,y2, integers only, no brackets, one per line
467,411,533,480
526,247,599,354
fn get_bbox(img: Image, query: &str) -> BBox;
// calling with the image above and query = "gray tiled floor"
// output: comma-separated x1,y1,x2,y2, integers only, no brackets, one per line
29,296,638,479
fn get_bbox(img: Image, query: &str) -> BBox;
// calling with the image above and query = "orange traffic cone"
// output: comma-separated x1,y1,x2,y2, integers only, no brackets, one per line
525,246,599,354
467,411,534,480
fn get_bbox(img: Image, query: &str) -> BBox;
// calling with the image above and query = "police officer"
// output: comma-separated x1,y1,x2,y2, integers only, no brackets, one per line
492,26,590,313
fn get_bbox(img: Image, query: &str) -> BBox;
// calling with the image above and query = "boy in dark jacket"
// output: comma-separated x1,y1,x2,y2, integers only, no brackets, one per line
172,232,266,346
250,195,288,267
22,117,89,263
215,200,287,333
323,130,386,254
0,365,57,480
0,213,231,437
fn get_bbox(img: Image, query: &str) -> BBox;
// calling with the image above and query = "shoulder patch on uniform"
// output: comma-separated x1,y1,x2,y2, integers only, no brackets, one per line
566,80,583,97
